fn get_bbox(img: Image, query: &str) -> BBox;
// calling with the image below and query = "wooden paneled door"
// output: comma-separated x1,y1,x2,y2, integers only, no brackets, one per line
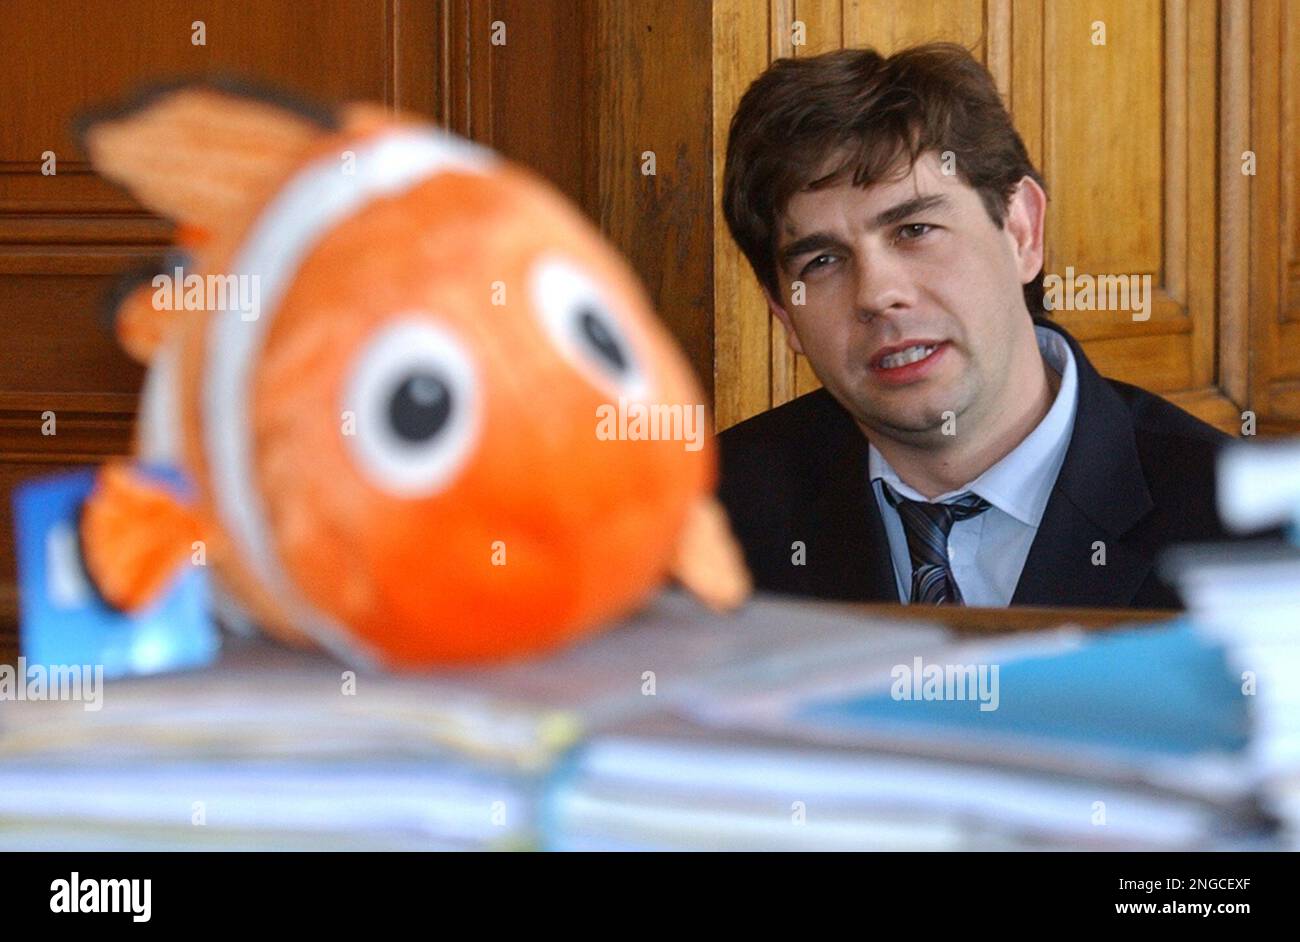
710,0,1300,438
1248,0,1300,434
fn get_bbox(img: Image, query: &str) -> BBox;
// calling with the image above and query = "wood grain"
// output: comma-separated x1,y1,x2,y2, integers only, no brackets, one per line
712,0,772,429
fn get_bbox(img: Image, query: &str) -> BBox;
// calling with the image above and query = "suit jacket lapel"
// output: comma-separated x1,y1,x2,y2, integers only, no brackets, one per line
801,395,899,602
1011,319,1156,606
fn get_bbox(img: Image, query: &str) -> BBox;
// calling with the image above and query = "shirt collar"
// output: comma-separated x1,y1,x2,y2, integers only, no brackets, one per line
868,324,1078,526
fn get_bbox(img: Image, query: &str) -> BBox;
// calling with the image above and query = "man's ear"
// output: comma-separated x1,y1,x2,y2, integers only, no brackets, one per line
1003,175,1047,285
763,284,805,356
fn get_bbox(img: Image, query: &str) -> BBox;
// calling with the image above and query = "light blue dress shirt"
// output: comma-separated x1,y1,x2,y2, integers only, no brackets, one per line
868,325,1079,606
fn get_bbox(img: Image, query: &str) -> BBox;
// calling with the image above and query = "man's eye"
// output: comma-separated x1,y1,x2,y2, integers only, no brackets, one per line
801,254,838,275
897,223,933,242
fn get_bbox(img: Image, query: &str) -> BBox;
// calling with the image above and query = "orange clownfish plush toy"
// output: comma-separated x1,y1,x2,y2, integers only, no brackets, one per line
76,82,750,669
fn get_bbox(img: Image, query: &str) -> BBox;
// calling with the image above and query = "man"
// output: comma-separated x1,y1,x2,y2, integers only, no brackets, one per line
716,43,1257,609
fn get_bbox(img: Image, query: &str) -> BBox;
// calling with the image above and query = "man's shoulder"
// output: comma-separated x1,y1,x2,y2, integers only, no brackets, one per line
1102,376,1229,460
717,387,849,459
1096,375,1242,546
715,387,877,596
715,388,852,539
1044,315,1229,459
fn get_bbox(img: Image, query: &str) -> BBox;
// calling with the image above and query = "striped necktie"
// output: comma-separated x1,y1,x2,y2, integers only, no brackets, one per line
881,481,992,605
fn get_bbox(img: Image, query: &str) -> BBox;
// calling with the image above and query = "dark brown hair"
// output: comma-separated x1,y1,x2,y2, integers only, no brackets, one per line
722,43,1047,315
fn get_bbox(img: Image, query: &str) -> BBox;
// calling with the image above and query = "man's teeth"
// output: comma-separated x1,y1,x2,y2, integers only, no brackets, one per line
878,344,938,369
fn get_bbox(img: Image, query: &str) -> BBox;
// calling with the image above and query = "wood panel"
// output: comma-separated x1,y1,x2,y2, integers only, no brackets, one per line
843,0,986,55
1039,0,1230,428
1250,0,1300,428
713,0,773,429
583,0,716,406
441,0,717,402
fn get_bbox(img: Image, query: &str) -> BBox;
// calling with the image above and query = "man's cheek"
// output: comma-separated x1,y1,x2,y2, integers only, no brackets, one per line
790,292,845,340
923,229,996,276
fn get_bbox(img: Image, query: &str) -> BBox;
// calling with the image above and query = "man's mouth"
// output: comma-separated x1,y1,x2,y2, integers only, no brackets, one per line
869,339,946,370
865,339,950,385
877,344,937,369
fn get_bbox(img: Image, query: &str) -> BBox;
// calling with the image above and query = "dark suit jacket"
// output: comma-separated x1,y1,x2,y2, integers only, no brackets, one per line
716,317,1260,609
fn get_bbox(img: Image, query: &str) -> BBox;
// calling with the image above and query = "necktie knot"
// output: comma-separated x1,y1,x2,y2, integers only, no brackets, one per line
880,482,991,604
882,483,990,534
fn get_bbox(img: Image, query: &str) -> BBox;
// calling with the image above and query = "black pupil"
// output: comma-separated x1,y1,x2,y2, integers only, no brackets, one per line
578,307,628,372
388,372,452,443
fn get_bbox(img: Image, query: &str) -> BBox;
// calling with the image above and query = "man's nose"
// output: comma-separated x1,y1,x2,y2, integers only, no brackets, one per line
852,249,915,320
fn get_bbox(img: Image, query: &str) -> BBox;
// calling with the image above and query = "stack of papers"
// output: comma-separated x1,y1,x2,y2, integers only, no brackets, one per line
1166,543,1300,848
0,588,1284,850
0,591,945,850
540,622,1273,850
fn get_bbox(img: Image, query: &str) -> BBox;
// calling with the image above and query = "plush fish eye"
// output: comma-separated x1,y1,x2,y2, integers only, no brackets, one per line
530,254,649,399
577,306,628,373
342,318,479,497
388,372,452,443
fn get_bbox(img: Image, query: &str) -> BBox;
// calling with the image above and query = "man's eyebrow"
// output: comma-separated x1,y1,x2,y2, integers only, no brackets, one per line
871,193,950,228
776,193,952,269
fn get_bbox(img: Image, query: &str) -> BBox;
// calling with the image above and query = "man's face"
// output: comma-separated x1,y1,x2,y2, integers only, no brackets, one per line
771,151,1041,446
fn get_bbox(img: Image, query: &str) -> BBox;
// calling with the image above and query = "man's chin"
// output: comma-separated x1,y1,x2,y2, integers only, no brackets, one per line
820,374,968,440
848,372,973,430
847,393,968,442
870,416,953,442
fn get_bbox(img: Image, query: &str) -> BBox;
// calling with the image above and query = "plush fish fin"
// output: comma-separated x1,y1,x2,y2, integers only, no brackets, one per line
340,101,398,135
79,461,204,612
668,494,752,612
102,227,212,365
109,275,176,364
78,83,334,231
